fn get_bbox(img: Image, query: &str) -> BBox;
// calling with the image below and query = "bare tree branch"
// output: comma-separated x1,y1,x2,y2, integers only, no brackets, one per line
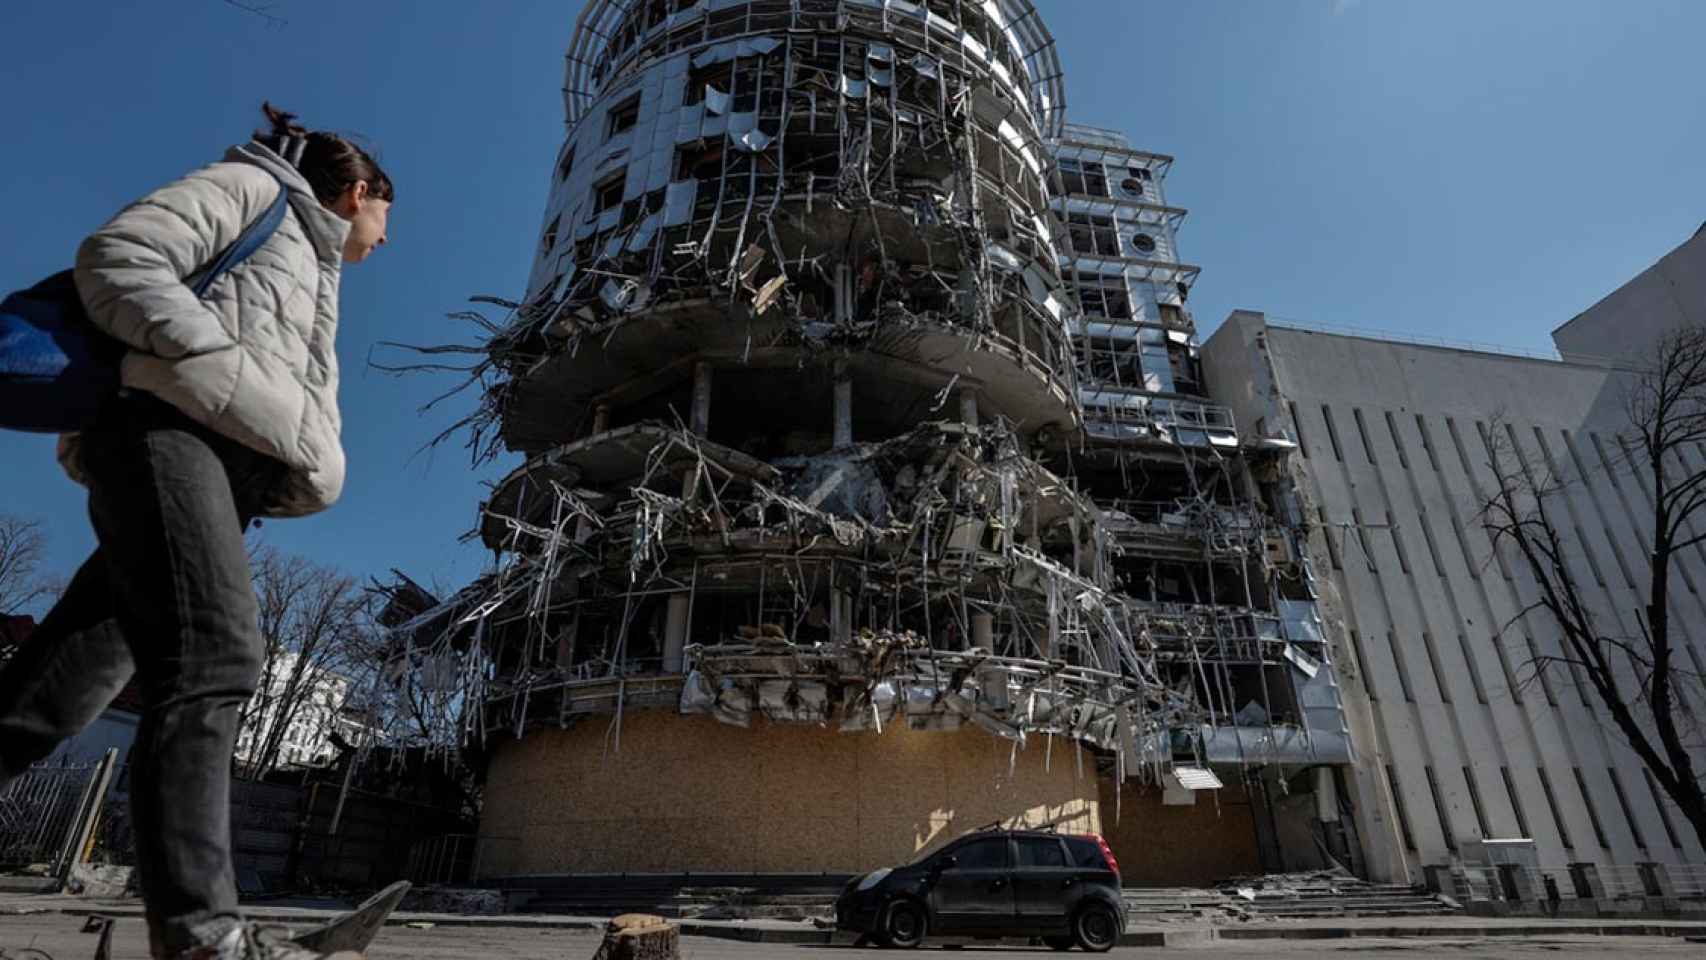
220,0,286,28
236,546,368,780
0,515,60,618
1477,326,1706,851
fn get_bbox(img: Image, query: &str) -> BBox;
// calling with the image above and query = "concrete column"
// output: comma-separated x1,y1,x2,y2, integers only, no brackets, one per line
1314,766,1341,822
662,362,713,676
833,265,853,322
689,361,712,437
970,611,993,655
833,368,853,448
959,388,979,428
830,588,853,645
663,593,689,675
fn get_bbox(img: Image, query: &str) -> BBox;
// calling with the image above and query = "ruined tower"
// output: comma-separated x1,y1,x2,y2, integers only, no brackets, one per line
396,0,1353,879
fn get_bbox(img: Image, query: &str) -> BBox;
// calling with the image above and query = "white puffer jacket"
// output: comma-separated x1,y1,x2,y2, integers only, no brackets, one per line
67,141,350,517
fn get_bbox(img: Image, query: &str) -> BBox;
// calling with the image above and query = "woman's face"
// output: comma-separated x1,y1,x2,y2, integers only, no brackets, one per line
329,180,390,263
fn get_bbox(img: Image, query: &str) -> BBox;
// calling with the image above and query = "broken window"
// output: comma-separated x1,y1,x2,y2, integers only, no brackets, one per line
1168,342,1199,391
731,58,761,113
674,141,723,181
684,60,733,106
1057,157,1109,197
1059,159,1084,194
1082,335,1139,385
541,213,560,254
1082,161,1108,196
1067,212,1119,257
1076,275,1131,319
591,170,626,213
606,93,641,140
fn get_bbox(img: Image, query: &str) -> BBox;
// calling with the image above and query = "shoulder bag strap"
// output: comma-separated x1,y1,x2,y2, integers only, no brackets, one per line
190,175,291,298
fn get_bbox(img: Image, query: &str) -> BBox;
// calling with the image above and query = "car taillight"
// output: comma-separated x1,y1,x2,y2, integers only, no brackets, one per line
1093,834,1121,878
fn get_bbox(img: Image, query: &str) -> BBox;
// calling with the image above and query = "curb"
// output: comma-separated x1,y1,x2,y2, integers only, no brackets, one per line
40,904,1706,947
1203,922,1706,943
54,905,834,944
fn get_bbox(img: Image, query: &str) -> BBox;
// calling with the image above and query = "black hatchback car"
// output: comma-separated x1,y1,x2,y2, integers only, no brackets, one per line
835,829,1127,951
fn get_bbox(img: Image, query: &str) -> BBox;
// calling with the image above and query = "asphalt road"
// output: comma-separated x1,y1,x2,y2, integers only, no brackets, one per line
3,915,1704,960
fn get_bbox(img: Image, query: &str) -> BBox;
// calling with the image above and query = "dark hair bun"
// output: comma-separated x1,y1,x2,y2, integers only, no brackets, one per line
251,100,394,205
259,101,308,141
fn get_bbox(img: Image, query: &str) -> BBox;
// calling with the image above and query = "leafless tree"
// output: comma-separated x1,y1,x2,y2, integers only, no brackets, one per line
0,514,59,619
235,546,369,780
1479,326,1706,850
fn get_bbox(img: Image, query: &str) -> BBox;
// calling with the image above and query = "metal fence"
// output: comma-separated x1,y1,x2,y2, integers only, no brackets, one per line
1669,864,1706,898
1453,863,1706,903
0,759,103,870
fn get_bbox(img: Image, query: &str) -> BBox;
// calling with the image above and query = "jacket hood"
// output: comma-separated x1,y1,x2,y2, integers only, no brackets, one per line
224,141,350,263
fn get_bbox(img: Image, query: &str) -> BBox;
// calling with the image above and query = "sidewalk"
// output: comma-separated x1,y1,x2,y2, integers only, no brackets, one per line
5,893,1706,948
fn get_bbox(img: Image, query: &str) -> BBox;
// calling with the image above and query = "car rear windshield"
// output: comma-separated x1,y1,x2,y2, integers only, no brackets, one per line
1064,836,1106,869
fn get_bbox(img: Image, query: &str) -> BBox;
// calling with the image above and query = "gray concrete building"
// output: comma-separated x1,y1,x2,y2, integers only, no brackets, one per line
1554,225,1706,365
1202,224,1706,889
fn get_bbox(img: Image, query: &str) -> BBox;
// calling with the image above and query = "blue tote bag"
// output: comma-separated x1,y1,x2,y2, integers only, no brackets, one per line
0,180,288,433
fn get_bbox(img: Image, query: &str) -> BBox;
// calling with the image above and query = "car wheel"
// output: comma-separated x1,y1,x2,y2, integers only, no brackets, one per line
1043,934,1076,950
881,899,927,949
1072,901,1119,953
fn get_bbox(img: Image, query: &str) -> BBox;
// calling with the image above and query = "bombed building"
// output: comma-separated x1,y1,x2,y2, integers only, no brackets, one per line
389,0,1354,882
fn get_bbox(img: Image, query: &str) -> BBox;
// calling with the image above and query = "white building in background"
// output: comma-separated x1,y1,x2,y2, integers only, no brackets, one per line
1201,225,1706,883
235,652,373,770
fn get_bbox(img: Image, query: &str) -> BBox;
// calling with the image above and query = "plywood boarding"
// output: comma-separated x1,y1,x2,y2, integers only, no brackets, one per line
478,712,1102,874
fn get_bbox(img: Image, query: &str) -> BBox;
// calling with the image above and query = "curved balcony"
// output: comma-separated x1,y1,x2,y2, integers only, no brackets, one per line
565,0,1065,138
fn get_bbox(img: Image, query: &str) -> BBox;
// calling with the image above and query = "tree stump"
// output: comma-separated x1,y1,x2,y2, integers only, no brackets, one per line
589,913,679,960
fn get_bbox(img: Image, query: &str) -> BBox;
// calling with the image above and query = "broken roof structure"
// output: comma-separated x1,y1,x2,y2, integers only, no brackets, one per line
388,0,1354,879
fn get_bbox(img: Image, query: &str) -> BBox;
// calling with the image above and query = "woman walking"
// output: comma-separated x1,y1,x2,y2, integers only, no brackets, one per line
0,104,390,959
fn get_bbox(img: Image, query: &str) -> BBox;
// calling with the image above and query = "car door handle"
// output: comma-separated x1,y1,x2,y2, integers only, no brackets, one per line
1061,877,1078,888
990,878,1008,889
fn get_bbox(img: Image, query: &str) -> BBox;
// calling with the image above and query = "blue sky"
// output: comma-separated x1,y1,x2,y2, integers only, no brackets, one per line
3,0,1703,605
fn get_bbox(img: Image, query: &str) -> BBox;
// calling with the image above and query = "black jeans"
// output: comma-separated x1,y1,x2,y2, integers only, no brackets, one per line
0,392,282,957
